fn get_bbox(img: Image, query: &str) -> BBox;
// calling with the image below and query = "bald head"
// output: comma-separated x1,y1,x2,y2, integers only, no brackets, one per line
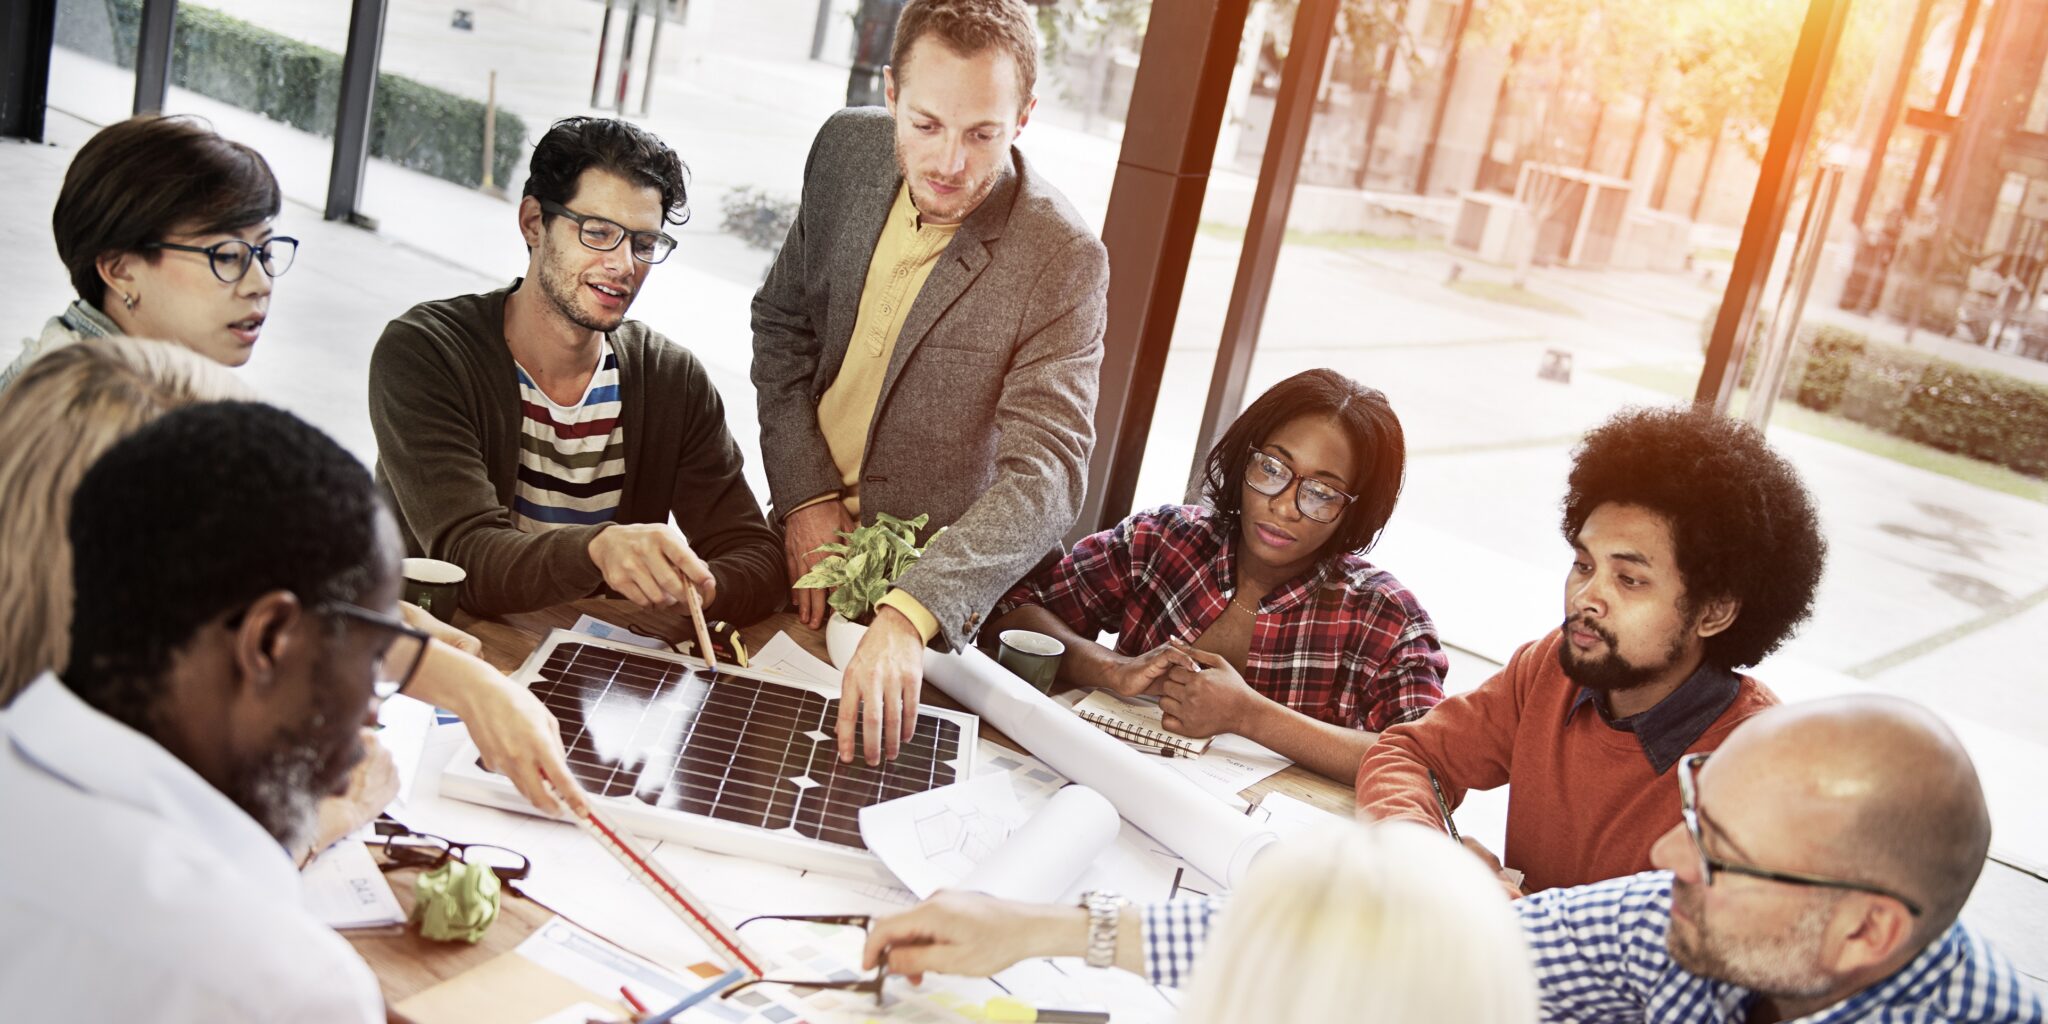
1716,696,1989,936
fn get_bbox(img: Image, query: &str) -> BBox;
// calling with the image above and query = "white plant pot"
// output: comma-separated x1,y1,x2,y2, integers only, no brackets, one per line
825,613,868,669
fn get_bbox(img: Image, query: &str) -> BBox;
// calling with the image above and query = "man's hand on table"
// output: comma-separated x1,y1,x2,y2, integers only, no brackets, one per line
1461,836,1527,900
863,890,1088,982
837,605,924,764
783,500,856,629
587,523,717,610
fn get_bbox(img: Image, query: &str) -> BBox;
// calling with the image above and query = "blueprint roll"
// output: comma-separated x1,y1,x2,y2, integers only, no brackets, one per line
959,785,1120,903
924,646,1280,888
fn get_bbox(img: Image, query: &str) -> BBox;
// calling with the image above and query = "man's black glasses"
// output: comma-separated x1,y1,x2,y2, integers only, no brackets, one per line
720,915,887,1008
370,817,532,881
538,199,677,264
317,602,431,700
1676,753,1923,916
140,236,299,283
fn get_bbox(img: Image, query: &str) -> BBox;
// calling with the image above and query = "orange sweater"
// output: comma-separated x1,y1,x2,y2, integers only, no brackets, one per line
1355,630,1778,894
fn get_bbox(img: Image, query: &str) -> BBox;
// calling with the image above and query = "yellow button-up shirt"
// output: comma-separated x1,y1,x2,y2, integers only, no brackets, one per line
806,182,958,642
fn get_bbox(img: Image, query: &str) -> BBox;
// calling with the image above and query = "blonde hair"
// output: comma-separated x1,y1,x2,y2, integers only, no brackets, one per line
0,337,252,703
1180,821,1538,1024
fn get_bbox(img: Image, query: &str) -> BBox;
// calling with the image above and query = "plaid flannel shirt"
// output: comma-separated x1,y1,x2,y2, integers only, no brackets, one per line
991,505,1445,731
1142,875,2045,1023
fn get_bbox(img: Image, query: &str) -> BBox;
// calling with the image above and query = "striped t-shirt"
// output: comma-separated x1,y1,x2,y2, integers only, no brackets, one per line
512,340,626,532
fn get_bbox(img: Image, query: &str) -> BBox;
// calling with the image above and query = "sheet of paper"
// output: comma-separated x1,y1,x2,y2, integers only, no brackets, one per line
1248,791,1349,840
1164,731,1292,808
515,917,697,1008
300,840,404,929
375,693,436,808
745,630,843,690
570,613,669,651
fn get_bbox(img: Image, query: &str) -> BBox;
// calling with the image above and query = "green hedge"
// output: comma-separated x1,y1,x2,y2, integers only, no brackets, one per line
1789,328,2048,479
68,0,523,188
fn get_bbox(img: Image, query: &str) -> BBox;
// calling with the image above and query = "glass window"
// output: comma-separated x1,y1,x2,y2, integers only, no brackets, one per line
47,0,139,126
157,0,352,206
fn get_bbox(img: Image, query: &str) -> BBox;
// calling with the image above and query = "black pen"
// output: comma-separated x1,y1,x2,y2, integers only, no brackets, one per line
1428,769,1462,844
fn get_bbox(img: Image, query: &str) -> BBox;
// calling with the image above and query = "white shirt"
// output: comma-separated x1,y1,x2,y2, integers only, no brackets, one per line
0,673,384,1022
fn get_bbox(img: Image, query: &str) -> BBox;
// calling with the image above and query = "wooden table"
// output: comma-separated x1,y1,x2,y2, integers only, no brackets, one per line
353,598,1356,1016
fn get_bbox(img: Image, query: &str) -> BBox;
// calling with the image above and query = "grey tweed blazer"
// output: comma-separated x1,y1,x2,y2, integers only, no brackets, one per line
750,107,1109,650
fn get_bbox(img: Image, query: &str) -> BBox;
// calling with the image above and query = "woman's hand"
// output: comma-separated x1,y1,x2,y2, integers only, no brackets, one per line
1157,644,1262,738
399,601,482,656
304,729,398,865
406,641,590,818
1106,643,1196,698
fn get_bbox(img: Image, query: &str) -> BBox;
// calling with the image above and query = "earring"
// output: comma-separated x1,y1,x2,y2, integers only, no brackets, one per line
121,292,137,310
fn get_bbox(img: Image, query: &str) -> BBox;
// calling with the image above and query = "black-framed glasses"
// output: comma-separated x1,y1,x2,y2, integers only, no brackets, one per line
538,199,676,264
139,236,299,283
317,602,431,700
369,817,533,881
1244,446,1357,523
721,915,886,1008
1676,753,1924,916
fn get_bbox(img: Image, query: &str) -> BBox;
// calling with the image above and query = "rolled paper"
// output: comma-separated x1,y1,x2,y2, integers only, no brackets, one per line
410,858,501,943
958,784,1120,903
923,646,1278,888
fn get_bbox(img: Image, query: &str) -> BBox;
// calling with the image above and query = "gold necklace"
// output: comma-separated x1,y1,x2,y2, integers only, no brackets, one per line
1229,591,1261,616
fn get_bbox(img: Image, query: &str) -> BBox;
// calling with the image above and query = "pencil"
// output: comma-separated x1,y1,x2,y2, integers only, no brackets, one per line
1428,769,1462,844
684,584,719,673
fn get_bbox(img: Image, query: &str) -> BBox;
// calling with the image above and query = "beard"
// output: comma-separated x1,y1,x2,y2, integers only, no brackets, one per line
896,146,1005,225
1556,614,1689,693
536,241,628,333
223,665,364,851
1668,880,1839,998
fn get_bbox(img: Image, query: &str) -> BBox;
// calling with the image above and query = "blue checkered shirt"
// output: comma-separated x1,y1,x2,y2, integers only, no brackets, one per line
1142,872,2044,1022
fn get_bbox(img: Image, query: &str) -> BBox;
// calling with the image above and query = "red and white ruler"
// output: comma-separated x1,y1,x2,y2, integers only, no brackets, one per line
556,784,768,980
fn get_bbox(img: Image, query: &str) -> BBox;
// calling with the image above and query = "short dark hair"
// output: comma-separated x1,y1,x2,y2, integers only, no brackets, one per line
1562,406,1825,670
53,115,281,309
64,401,385,733
524,116,690,227
1201,369,1408,561
892,0,1040,103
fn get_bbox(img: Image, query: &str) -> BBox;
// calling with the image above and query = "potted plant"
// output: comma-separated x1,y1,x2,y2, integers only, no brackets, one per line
792,512,940,667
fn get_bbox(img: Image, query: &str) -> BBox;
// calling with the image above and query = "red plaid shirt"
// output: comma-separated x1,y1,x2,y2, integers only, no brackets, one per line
993,505,1446,731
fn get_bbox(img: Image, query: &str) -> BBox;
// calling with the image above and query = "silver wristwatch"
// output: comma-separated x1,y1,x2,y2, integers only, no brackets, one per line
1079,889,1121,968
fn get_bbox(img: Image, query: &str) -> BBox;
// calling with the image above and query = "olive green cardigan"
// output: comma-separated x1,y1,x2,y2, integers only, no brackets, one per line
369,281,784,623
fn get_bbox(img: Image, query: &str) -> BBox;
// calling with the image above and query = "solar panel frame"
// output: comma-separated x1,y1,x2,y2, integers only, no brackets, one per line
439,628,980,881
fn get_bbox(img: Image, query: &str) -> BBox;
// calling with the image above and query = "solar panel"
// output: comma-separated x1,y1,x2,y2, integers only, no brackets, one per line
439,629,980,880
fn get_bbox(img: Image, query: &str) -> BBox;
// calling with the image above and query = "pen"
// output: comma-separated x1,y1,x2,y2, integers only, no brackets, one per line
640,968,745,1024
1428,769,1462,844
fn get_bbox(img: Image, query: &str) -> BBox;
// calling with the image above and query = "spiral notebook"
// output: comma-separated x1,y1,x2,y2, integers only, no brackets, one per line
1072,690,1213,758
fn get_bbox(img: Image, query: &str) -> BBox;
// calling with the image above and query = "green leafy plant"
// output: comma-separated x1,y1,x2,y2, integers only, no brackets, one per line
793,512,941,624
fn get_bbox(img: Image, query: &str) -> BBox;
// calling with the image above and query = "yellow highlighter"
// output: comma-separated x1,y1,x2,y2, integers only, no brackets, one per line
982,996,1110,1023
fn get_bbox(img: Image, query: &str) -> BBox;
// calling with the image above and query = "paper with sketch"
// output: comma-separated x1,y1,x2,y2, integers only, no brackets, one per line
859,773,1030,897
570,613,669,651
746,631,842,690
300,840,404,929
1164,731,1292,806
